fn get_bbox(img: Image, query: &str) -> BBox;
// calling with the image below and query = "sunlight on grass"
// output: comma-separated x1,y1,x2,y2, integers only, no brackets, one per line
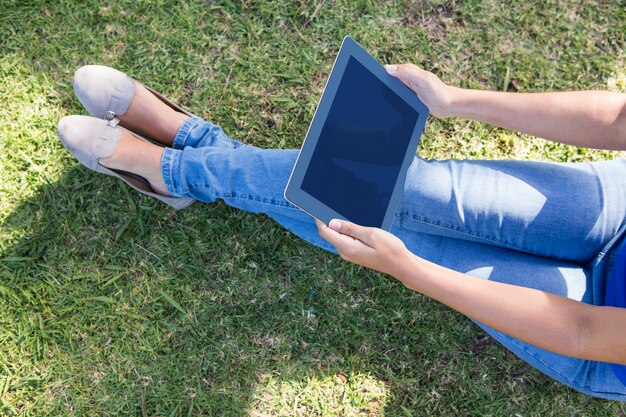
247,372,388,416
0,54,66,217
608,67,626,93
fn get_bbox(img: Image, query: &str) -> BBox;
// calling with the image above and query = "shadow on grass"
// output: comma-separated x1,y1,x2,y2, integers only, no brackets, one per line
1,166,391,415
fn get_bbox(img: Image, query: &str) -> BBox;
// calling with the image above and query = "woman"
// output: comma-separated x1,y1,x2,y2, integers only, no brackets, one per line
58,63,626,400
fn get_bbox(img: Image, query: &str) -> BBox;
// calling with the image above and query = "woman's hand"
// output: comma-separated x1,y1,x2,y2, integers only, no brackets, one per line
315,218,411,277
385,63,456,118
386,64,626,149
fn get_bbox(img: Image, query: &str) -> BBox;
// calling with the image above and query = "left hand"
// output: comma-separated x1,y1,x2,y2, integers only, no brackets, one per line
385,63,456,118
315,218,411,277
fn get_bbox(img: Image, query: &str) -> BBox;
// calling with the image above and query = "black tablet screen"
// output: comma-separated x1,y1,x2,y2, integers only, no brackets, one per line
301,57,419,227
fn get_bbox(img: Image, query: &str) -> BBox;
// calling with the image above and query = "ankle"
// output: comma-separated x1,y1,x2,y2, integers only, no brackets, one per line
118,83,189,146
99,130,169,196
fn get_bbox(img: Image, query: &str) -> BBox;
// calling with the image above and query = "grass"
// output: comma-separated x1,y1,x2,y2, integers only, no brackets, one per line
1,0,626,415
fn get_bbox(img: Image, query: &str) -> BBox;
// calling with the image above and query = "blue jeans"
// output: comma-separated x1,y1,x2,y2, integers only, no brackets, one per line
162,116,626,400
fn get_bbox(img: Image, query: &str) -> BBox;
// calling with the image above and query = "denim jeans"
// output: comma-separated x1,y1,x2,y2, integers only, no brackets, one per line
161,116,626,400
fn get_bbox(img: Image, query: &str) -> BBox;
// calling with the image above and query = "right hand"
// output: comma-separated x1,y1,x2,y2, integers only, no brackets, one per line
314,219,411,278
385,64,456,118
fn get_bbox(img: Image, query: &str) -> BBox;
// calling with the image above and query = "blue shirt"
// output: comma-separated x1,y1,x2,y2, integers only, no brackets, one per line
605,239,626,385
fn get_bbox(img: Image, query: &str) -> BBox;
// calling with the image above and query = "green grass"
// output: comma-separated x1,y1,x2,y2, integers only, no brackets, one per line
1,0,626,415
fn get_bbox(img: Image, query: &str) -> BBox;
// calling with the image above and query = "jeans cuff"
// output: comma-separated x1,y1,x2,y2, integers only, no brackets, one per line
161,147,183,197
172,116,203,150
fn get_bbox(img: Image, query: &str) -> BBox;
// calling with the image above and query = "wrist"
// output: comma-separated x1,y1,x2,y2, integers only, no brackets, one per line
389,249,422,286
445,86,468,118
392,250,442,294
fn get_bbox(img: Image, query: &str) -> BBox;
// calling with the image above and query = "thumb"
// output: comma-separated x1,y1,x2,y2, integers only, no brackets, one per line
385,63,415,89
385,64,400,77
385,64,398,76
328,219,373,244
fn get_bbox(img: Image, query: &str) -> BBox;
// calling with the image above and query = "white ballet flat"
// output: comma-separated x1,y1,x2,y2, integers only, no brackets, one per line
57,115,194,209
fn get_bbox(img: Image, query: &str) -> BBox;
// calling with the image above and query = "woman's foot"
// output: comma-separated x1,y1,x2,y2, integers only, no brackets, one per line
72,65,190,146
118,83,189,147
99,127,169,196
57,115,195,209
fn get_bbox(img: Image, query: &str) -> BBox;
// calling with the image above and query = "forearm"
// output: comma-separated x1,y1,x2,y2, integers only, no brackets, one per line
447,88,626,150
316,196,626,364
395,252,591,360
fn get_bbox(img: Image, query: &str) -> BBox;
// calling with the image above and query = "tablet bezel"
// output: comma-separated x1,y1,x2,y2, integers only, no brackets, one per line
284,36,429,231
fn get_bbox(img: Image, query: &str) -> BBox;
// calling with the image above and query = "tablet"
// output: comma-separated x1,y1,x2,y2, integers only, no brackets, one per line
284,36,429,230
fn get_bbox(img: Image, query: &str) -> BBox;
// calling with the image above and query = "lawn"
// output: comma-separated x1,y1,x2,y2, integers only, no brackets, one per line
1,0,626,415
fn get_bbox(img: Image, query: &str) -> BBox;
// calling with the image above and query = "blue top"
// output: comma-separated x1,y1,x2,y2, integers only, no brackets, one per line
605,239,626,385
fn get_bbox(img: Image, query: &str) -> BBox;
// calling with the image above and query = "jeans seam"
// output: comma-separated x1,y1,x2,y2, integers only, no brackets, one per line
161,148,176,195
397,212,562,261
223,195,301,210
176,183,302,211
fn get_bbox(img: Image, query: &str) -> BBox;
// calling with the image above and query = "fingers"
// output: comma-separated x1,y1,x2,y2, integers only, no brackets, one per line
385,63,418,90
385,64,399,75
386,63,421,75
387,62,429,83
327,219,376,246
315,218,359,253
315,219,375,263
314,218,377,248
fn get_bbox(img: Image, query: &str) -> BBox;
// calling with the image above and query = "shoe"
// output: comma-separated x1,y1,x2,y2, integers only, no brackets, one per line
57,115,194,210
72,64,192,129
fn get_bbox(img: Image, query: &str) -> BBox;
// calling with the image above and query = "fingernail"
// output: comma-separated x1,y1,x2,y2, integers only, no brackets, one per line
329,219,342,231
385,65,397,73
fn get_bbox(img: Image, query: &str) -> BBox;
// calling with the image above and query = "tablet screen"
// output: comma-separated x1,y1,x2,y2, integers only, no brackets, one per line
300,56,419,227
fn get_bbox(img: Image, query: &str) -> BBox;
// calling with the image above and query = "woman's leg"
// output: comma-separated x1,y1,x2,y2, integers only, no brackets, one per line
112,71,626,267
164,117,626,265
398,157,626,265
87,65,626,267
161,128,337,252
